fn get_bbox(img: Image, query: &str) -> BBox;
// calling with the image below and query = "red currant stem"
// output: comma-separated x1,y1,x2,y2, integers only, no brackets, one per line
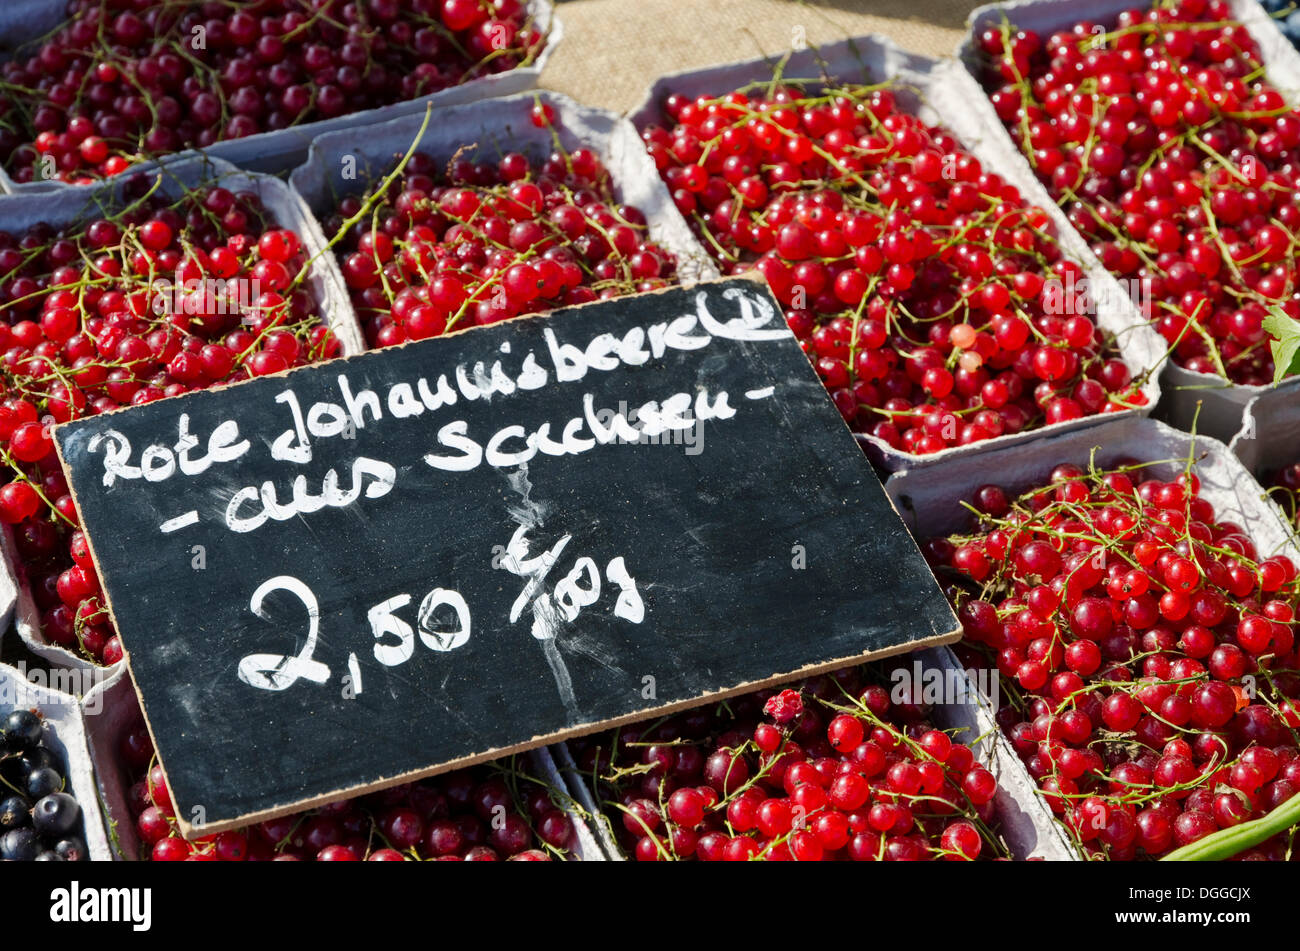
1123,316,1197,392
162,40,221,98
1187,130,1254,187
280,3,335,43
824,683,1010,853
363,207,398,305
0,244,44,283
823,684,943,766
1103,16,1243,44
843,282,876,373
0,453,76,529
505,764,586,860
1058,178,1162,272
1193,193,1273,319
704,91,881,196
305,104,435,290
532,94,569,165
689,216,740,265
608,801,673,859
992,19,1037,151
368,820,404,857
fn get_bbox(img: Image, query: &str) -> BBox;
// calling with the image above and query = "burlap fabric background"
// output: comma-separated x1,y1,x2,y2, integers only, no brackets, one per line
539,0,984,113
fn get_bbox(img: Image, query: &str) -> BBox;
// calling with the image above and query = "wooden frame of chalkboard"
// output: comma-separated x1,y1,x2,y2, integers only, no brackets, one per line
56,275,960,837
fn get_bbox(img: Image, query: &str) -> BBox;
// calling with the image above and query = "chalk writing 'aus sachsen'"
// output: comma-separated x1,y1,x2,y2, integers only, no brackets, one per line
82,285,788,536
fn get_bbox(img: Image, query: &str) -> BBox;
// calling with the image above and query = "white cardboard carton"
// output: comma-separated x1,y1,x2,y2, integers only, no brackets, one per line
80,665,606,860
885,415,1300,859
0,660,112,861
552,645,1078,861
958,0,1300,444
289,90,716,288
625,34,1164,472
0,0,562,190
1228,383,1300,543
0,153,364,673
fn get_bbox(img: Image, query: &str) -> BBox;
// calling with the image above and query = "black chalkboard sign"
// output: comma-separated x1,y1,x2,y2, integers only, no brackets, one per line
57,276,958,835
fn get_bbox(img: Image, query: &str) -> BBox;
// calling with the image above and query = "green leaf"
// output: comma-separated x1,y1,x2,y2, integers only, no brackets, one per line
1262,307,1300,385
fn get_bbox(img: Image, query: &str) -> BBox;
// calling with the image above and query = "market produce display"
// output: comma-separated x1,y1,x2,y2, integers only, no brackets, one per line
6,0,1300,874
929,458,1300,859
975,0,1300,385
569,661,1006,861
323,130,679,348
637,77,1149,455
0,172,342,664
1,708,88,861
111,698,581,861
0,0,547,184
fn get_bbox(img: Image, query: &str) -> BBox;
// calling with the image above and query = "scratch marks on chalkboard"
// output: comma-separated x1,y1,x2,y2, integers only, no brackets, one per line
503,463,549,528
500,463,581,725
168,682,202,727
562,631,625,675
537,606,579,719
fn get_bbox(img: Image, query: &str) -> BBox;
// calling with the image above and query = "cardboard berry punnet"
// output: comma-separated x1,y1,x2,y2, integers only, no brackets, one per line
0,660,113,861
80,664,609,860
886,415,1300,859
0,0,563,192
551,646,1079,861
0,153,364,673
287,90,717,289
959,0,1300,444
626,34,1164,472
1230,388,1300,543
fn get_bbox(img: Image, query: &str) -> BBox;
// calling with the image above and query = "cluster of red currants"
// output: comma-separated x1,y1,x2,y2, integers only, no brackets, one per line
569,664,1006,861
930,460,1300,858
0,173,341,663
0,0,545,184
978,0,1300,385
327,137,678,348
118,712,576,860
639,79,1146,455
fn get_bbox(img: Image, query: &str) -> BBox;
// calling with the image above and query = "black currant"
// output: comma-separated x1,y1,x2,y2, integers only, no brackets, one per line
32,792,80,837
16,746,59,780
2,710,42,751
54,835,87,862
25,766,62,800
0,827,39,861
0,794,29,830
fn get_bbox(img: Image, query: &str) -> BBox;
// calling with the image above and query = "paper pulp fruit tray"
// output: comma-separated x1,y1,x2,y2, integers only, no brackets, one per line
550,646,1078,861
0,0,562,190
80,666,607,860
0,660,113,860
0,152,365,675
1229,382,1300,540
288,90,716,288
958,0,1300,445
625,33,1164,474
885,414,1300,860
